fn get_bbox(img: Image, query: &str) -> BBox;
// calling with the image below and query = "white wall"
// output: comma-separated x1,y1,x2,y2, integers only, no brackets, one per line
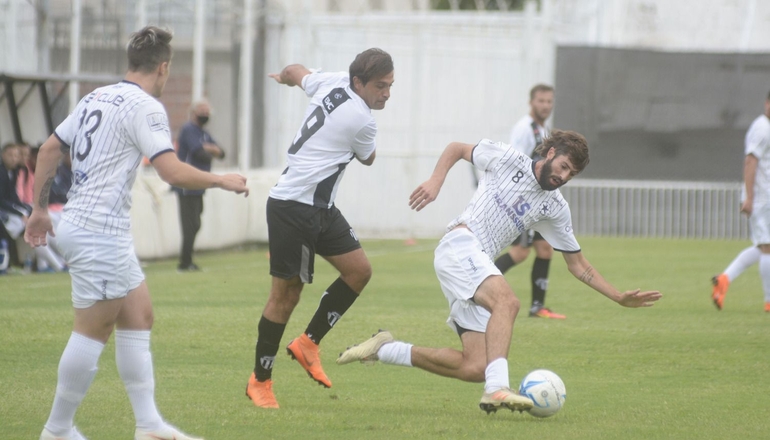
130,168,281,259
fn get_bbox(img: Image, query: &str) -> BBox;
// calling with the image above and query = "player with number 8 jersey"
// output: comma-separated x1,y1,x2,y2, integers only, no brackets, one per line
246,48,395,409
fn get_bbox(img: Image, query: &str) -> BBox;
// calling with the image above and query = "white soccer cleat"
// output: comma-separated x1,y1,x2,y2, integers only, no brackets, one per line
479,387,534,414
336,330,394,365
40,427,87,440
135,424,203,440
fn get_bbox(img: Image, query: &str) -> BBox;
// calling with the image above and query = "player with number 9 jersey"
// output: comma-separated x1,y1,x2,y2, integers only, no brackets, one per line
247,48,395,409
55,81,174,236
269,71,377,208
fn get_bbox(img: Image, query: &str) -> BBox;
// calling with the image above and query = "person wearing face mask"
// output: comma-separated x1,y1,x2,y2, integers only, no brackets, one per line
175,99,225,272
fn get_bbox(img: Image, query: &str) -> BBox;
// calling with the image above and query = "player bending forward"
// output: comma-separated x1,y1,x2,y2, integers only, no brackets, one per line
338,130,662,413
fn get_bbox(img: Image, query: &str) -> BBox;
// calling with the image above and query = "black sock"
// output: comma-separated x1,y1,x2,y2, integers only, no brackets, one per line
254,316,286,381
531,257,550,306
304,277,359,344
495,253,516,273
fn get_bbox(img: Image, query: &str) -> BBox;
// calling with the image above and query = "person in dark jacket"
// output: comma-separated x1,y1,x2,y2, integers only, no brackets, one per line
175,99,225,271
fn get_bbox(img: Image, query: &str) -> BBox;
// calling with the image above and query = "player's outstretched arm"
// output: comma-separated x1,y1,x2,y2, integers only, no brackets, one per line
152,152,249,196
562,251,662,308
409,142,474,211
24,134,64,248
268,64,311,88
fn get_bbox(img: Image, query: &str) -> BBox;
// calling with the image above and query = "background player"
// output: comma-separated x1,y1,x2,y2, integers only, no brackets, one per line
713,91,770,312
246,48,394,408
493,84,565,319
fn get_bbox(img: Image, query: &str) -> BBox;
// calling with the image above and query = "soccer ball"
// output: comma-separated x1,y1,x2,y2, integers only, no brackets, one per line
518,369,566,418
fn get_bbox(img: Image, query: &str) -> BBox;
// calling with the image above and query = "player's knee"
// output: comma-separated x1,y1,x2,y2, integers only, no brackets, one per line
342,261,372,292
501,291,520,316
461,362,486,382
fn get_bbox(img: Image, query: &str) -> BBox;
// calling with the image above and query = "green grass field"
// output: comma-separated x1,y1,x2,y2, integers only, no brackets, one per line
1,237,769,439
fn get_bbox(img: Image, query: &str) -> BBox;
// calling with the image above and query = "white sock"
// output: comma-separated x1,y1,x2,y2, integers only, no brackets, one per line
44,332,104,436
759,254,770,303
484,358,510,394
724,246,761,282
115,330,164,431
376,341,413,367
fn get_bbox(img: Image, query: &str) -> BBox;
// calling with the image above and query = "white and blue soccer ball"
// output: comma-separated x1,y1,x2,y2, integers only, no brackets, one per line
518,369,566,418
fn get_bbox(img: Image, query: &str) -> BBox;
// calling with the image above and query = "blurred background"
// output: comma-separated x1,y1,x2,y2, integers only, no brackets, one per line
1,0,767,258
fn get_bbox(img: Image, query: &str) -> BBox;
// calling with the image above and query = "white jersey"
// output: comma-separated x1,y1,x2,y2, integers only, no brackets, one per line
509,115,548,158
269,71,377,209
745,114,770,207
447,139,580,257
55,81,174,236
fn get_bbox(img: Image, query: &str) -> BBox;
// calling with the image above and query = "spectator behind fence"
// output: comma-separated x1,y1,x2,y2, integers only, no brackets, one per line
0,143,30,270
16,145,68,272
174,99,225,272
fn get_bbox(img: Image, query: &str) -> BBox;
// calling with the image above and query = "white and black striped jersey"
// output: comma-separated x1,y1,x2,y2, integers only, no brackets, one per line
269,71,377,209
54,80,174,236
447,139,580,258
744,114,770,207
509,115,548,158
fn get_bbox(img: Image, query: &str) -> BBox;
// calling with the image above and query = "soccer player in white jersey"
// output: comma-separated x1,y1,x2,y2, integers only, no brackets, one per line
494,84,566,319
337,130,662,413
711,91,770,312
245,48,395,408
24,26,249,440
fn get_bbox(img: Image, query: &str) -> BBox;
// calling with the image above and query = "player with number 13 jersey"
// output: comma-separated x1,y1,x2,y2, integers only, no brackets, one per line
55,81,174,236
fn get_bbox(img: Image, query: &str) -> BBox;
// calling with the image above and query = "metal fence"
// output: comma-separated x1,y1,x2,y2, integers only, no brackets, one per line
561,179,749,240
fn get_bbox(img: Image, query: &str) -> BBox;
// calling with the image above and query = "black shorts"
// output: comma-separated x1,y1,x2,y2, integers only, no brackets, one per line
511,230,545,248
266,197,361,284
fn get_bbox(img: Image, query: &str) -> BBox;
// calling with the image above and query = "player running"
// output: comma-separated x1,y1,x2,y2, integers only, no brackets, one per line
246,48,394,408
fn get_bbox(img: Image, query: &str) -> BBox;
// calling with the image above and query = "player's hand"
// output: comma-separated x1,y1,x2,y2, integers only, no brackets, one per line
24,210,54,248
409,178,442,211
268,73,286,85
617,289,662,308
740,199,752,216
217,174,249,197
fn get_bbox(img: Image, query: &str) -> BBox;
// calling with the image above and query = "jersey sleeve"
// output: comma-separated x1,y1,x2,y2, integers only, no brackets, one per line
302,71,347,97
53,95,92,150
745,120,770,159
128,100,175,161
509,120,534,155
532,205,581,253
471,138,506,172
351,118,377,160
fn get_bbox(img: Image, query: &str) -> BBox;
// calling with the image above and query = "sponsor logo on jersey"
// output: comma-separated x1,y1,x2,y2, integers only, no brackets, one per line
146,112,169,132
493,193,530,232
322,87,350,114
74,170,88,185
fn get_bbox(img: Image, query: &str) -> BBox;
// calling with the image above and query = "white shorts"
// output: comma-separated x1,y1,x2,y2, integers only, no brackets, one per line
434,228,500,334
56,219,145,309
750,203,770,246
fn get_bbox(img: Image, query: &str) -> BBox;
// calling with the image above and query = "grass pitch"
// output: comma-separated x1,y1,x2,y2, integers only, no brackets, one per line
1,237,769,439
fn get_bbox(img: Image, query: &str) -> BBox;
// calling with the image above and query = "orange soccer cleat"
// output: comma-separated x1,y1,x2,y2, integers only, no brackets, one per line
245,373,279,409
529,307,566,319
286,334,332,388
711,274,729,311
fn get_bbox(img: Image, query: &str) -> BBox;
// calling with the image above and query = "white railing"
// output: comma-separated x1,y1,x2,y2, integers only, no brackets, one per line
560,179,749,240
